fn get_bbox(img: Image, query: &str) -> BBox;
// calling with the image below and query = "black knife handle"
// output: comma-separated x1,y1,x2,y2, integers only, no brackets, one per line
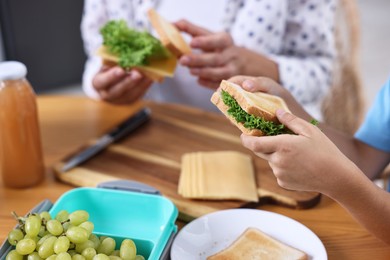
109,108,151,142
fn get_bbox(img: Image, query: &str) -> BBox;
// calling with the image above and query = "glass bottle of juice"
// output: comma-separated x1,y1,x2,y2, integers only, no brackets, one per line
0,61,44,188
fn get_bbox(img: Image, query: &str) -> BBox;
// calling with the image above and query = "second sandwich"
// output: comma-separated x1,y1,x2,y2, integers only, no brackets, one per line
97,9,191,82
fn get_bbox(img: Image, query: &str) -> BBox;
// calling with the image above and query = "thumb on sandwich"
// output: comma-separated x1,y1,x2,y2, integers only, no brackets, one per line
276,109,314,137
229,76,281,96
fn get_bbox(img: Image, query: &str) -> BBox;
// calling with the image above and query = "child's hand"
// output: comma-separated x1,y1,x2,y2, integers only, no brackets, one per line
240,109,357,195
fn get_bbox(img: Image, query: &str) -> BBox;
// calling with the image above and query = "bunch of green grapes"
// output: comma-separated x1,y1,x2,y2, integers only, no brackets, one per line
6,210,145,260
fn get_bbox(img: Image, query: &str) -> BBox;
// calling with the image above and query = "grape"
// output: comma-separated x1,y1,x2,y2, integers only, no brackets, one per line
33,213,42,221
27,252,42,260
119,239,136,260
75,240,95,253
54,236,70,254
7,229,24,246
66,226,89,244
110,250,120,257
6,210,143,260
79,221,94,235
63,221,72,232
89,234,100,249
6,250,23,260
97,237,115,255
69,242,76,250
81,247,97,260
99,236,107,243
46,254,57,260
68,250,77,257
25,215,42,237
46,219,64,236
38,236,57,259
37,234,53,250
39,211,51,222
69,210,89,226
92,254,110,260
38,225,47,237
57,252,72,260
16,238,36,255
24,235,39,244
56,210,70,222
72,254,86,260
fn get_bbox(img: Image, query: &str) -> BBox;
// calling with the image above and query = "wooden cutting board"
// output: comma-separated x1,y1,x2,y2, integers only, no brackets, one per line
53,102,320,220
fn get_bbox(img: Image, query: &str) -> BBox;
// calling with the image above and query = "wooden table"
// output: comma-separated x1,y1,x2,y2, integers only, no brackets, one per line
1,95,390,260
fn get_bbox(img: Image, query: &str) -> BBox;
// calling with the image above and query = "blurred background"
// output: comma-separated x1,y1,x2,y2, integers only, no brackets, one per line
0,0,389,113
358,0,390,110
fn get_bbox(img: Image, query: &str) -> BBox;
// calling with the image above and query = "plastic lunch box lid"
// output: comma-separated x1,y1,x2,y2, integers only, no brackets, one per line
0,180,178,260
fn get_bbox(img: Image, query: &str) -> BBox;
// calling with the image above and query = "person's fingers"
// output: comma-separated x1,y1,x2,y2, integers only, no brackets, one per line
197,78,220,90
190,32,233,51
227,76,256,86
93,66,126,91
124,75,152,101
179,52,227,67
276,110,314,136
174,19,211,37
240,134,281,155
109,76,152,105
99,81,130,102
242,78,277,94
190,66,232,81
100,64,113,72
100,71,142,102
229,76,281,95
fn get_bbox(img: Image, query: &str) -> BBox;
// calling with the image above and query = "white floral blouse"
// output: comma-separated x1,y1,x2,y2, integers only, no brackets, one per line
81,0,337,119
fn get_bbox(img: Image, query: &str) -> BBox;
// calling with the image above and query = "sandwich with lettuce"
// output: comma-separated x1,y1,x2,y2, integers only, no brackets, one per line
97,9,191,82
211,80,293,136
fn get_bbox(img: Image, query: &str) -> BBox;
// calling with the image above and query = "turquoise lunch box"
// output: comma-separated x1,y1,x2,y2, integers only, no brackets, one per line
0,180,179,260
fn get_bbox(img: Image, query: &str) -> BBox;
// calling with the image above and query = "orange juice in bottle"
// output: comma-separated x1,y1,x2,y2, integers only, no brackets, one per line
0,61,44,188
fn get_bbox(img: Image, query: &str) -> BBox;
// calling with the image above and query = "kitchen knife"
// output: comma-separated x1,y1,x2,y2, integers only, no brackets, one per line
60,108,151,172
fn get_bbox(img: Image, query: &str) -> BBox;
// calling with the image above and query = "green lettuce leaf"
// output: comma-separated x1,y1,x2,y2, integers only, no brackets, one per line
221,90,291,136
100,20,170,68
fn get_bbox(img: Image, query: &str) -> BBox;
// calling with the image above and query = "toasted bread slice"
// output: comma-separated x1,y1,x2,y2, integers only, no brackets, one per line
211,80,290,136
97,46,177,82
207,227,308,260
147,8,191,58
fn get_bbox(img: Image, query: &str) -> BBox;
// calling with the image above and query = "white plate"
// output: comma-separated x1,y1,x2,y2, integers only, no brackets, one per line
171,208,327,260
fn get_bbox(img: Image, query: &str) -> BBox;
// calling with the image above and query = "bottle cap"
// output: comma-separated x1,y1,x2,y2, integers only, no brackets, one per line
0,61,28,81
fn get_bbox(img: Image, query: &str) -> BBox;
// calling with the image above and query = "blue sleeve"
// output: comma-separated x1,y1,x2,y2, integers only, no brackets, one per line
355,78,390,152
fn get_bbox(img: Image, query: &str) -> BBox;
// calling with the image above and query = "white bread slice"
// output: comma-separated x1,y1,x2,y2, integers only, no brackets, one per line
207,227,308,260
96,46,177,82
147,8,191,57
211,80,290,136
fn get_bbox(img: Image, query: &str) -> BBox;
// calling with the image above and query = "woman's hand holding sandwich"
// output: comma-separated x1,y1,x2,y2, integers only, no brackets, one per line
92,66,153,105
175,20,279,90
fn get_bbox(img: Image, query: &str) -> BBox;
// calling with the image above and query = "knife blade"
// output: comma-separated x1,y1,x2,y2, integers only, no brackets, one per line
60,108,151,172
